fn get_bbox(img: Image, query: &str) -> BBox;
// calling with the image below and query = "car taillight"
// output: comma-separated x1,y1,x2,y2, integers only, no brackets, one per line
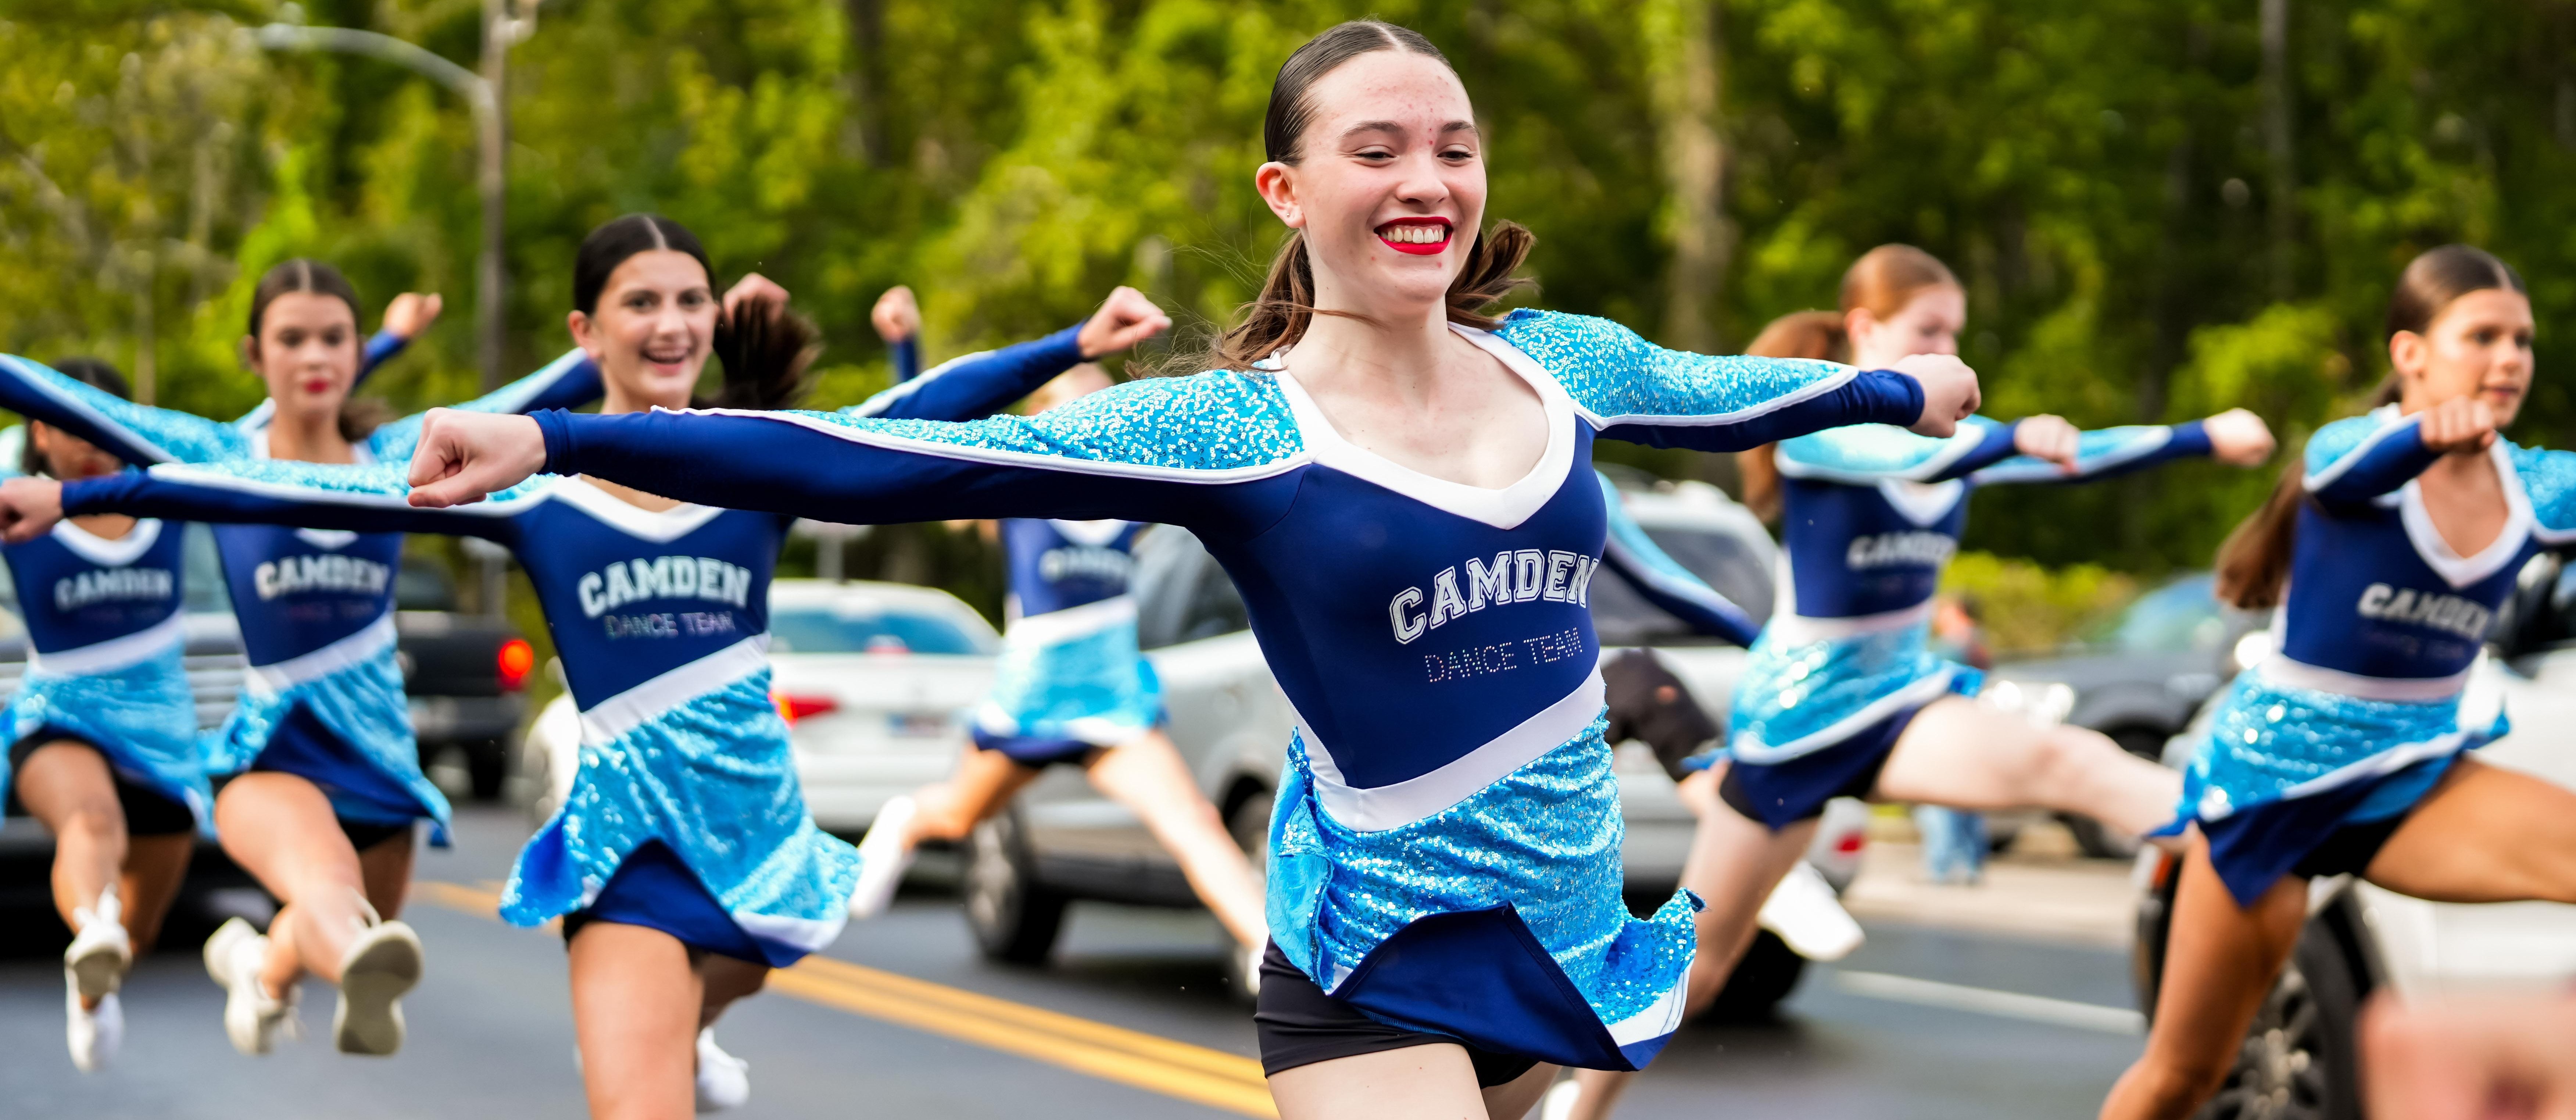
497,638,534,692
772,691,840,725
1835,831,1866,855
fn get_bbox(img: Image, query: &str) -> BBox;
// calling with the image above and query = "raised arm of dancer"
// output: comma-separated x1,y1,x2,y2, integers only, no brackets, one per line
0,354,248,466
1491,309,1974,449
842,287,1170,422
1,459,530,547
359,347,612,461
1592,471,1760,646
1966,408,2273,486
2303,411,2446,510
872,285,922,384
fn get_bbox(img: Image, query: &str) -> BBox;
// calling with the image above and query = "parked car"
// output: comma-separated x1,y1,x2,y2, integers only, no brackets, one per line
522,578,1001,834
2129,553,2576,1120
394,556,534,801
966,478,1870,1019
1987,572,2268,858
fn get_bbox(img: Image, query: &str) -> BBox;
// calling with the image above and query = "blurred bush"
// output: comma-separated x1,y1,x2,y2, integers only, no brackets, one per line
1940,551,2140,658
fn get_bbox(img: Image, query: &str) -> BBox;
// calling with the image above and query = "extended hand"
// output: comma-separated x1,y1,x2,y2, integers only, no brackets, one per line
406,410,550,509
2417,397,2499,456
871,285,921,344
723,273,792,326
2203,408,2276,467
0,477,67,544
1892,354,1981,438
2013,414,2083,471
1075,286,1174,360
382,293,444,340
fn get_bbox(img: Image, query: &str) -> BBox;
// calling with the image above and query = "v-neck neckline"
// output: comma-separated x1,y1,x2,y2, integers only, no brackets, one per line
51,517,161,567
1270,322,1576,530
552,476,727,543
2397,438,2532,588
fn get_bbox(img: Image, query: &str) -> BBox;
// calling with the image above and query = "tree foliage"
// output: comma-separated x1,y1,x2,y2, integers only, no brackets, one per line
4,0,2574,579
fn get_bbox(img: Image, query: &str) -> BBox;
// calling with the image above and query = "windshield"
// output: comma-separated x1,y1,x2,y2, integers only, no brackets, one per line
1589,524,1774,646
770,604,992,656
2090,574,2228,654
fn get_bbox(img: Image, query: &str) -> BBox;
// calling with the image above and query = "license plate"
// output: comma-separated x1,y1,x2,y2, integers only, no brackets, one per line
887,712,949,738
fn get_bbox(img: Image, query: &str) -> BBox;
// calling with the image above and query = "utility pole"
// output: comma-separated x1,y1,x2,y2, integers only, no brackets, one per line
254,4,538,391
1648,0,1731,353
2260,0,2296,302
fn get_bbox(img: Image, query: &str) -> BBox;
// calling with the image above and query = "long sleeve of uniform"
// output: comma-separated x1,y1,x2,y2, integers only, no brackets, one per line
889,336,921,384
2303,412,2439,511
236,345,601,434
362,349,607,461
0,354,248,465
65,460,529,544
1774,415,2017,484
1491,310,1924,452
361,329,408,377
839,325,1083,422
1593,472,1760,646
536,372,1302,535
1966,420,2215,486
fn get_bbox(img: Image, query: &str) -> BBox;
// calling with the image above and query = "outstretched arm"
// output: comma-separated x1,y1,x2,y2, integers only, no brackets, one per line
1490,310,1975,452
1594,472,1760,646
1964,409,2274,486
0,459,529,545
0,354,246,466
2302,405,2488,511
844,286,1170,422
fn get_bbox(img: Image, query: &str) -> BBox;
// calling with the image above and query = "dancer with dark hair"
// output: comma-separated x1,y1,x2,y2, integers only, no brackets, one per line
0,258,619,1059
1552,247,2275,1120
2099,245,2576,1119
358,22,1980,1118
0,214,1172,1118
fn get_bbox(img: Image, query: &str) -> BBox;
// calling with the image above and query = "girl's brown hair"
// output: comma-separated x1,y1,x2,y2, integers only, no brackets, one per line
2213,245,2527,610
1180,20,1532,374
1737,245,1961,520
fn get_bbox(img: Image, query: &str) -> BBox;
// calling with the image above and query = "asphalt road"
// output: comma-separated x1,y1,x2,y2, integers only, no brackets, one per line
0,807,2148,1119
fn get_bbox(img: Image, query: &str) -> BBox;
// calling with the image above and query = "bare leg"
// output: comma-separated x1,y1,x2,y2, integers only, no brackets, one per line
16,742,129,940
213,773,381,993
357,829,417,919
2361,756,2576,903
118,834,194,954
903,748,1046,845
569,921,703,1120
1874,694,2181,836
695,954,770,1029
2099,836,2305,1120
1270,1044,1558,1120
1085,730,1267,949
1560,768,1813,1120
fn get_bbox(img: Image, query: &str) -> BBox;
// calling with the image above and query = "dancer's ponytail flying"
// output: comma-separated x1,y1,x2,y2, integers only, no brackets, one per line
2215,244,2525,610
1189,19,1532,374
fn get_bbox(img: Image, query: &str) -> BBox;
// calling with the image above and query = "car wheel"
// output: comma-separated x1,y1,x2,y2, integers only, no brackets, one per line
1223,783,1271,865
964,807,1068,965
2191,919,2368,1120
2061,812,2143,860
1697,929,1808,1023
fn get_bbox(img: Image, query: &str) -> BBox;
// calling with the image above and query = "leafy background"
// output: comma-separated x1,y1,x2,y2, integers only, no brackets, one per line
4,0,2573,651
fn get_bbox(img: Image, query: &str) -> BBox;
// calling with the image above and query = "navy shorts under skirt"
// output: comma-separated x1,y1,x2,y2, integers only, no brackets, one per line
558,840,772,965
1720,705,1924,830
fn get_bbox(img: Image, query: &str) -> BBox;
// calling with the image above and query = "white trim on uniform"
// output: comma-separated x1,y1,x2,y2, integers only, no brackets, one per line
2303,408,2418,493
1762,598,1939,646
1605,975,1690,1047
2395,440,2535,589
733,909,850,955
26,611,185,677
550,476,727,542
1774,423,1992,486
245,614,398,697
1300,670,1607,832
1001,595,1137,647
1874,478,1969,526
2258,656,2469,702
577,635,772,746
47,517,162,567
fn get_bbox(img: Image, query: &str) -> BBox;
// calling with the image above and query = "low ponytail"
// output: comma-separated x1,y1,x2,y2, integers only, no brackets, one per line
1735,310,1849,522
703,293,820,411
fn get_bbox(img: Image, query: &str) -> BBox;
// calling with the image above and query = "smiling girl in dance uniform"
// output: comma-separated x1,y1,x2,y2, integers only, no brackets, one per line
355,23,1982,1118
1552,248,2277,1120
0,214,1172,1118
2099,245,2576,1119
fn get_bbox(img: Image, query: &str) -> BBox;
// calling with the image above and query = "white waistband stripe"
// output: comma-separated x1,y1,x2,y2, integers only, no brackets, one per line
26,612,186,677
2258,657,2468,702
579,636,772,746
1302,670,1607,832
245,614,397,698
1765,600,1936,646
1003,596,1137,648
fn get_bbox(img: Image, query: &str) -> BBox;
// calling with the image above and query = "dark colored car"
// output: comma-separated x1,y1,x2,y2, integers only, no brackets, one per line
1985,572,2267,856
391,554,533,801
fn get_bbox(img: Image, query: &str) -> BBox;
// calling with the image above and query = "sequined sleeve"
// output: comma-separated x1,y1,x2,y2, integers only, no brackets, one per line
1489,309,1924,452
2512,443,2576,544
64,458,534,543
1594,471,1760,645
1773,415,2015,484
0,354,248,466
365,348,603,461
1967,421,2215,486
532,370,1308,535
2303,412,2436,510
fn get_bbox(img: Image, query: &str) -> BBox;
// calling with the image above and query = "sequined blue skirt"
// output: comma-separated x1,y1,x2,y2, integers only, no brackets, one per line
502,671,857,967
1265,716,1698,1071
973,618,1165,751
210,652,451,845
0,649,212,835
1728,621,1981,764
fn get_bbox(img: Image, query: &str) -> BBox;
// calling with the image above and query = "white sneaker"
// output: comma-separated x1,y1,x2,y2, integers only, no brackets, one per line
694,1027,750,1113
65,974,122,1072
1757,861,1866,961
849,796,919,919
204,917,296,1055
333,919,422,1056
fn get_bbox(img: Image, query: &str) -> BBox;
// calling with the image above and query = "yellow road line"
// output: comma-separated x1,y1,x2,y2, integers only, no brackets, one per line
415,881,1276,1118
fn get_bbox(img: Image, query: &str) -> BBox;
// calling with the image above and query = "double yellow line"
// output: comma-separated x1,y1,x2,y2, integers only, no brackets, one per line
416,881,1276,1117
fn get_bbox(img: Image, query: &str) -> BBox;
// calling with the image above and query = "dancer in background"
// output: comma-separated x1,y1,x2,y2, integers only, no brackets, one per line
1551,247,2274,1120
371,22,1981,1118
2102,246,2576,1119
0,260,609,1060
0,359,210,1072
0,213,1172,1119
